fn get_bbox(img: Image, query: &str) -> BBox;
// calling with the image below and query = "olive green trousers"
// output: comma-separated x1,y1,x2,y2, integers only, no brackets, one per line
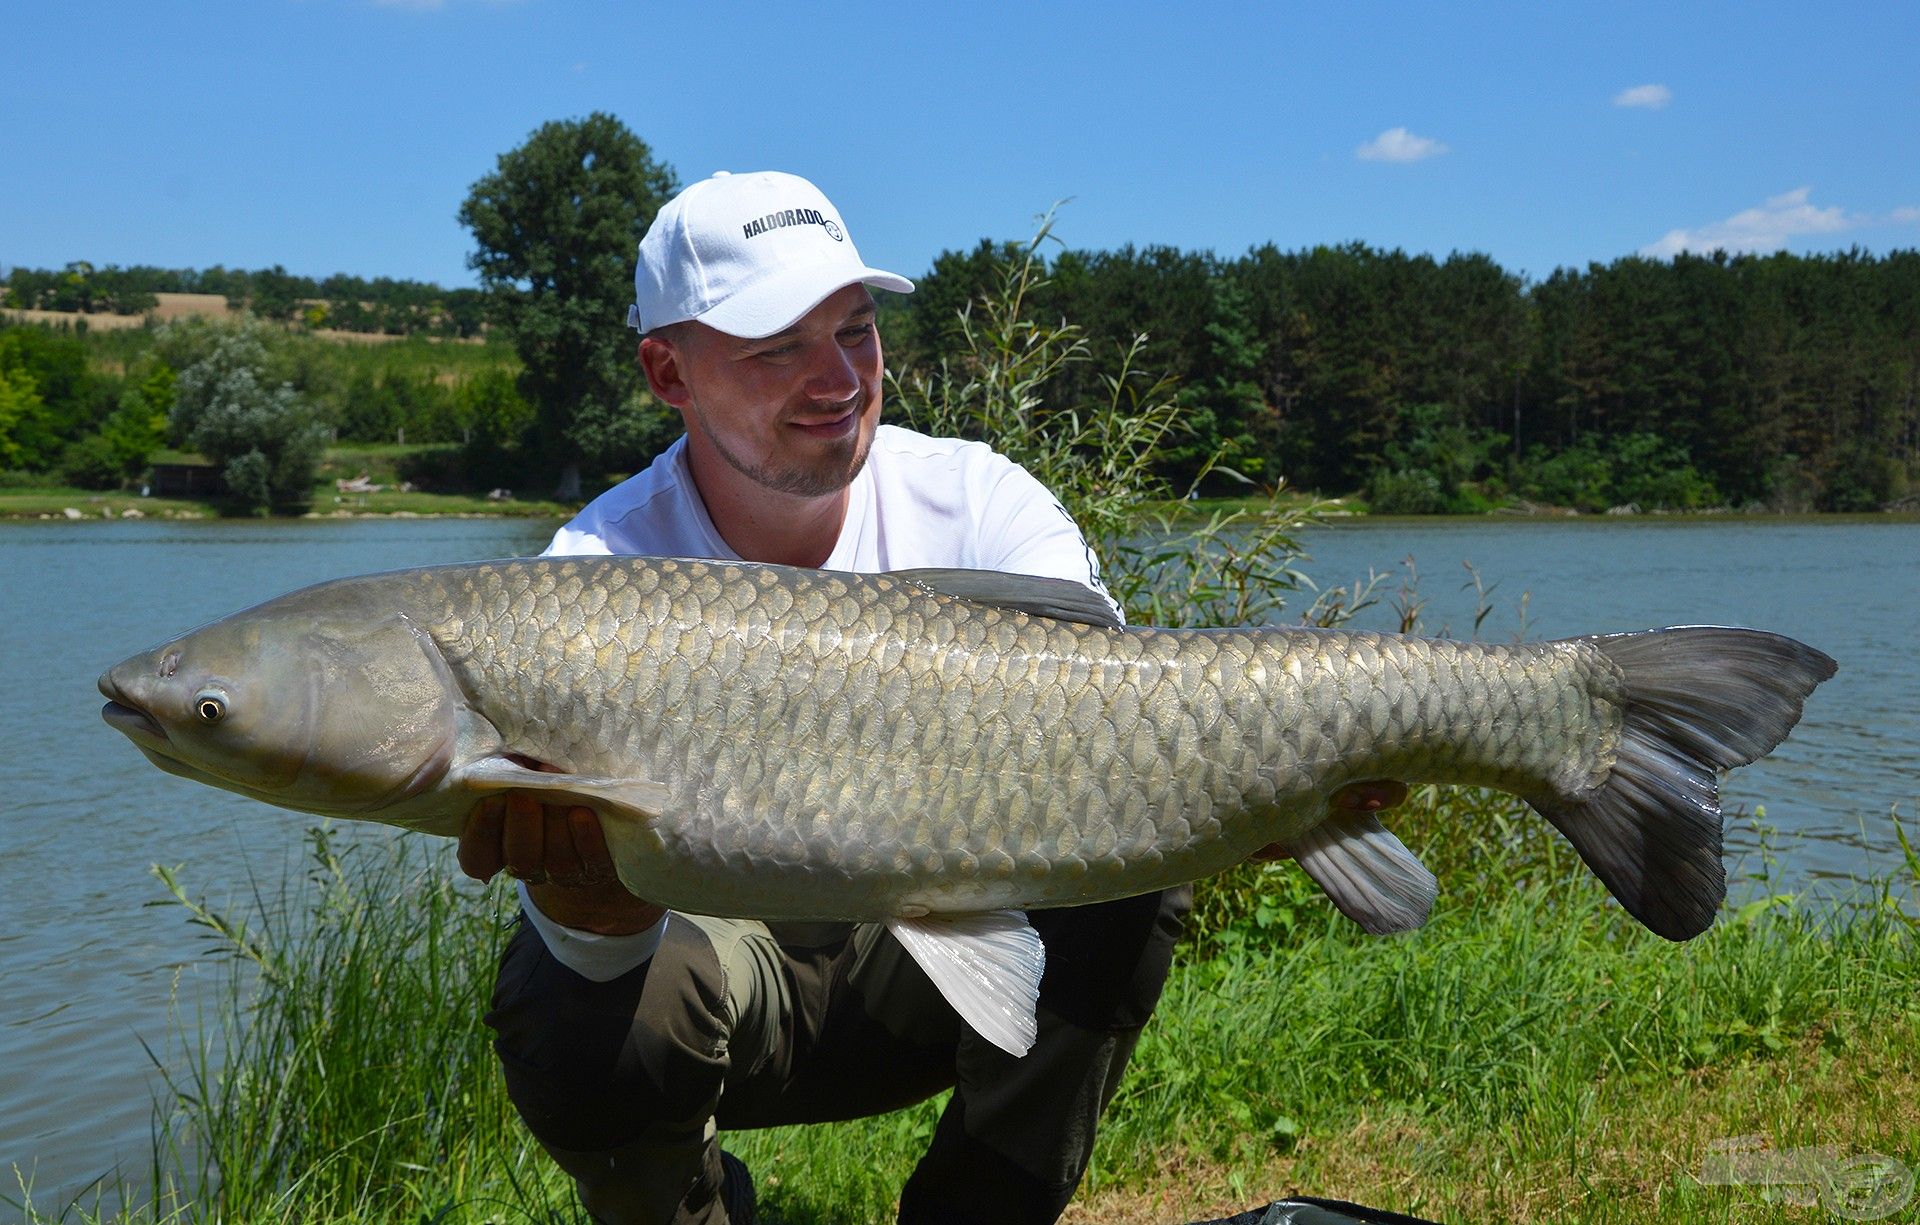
486,887,1189,1225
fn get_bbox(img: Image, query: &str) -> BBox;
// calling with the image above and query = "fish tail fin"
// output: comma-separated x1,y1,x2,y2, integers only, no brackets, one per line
1532,627,1836,941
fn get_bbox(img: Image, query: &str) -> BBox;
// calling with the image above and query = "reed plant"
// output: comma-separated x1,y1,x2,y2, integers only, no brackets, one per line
10,830,572,1225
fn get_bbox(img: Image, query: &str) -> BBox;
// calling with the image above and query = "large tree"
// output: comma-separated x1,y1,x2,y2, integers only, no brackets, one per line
459,113,677,497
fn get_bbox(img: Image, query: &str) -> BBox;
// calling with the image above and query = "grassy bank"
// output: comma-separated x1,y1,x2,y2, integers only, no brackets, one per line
15,800,1917,1224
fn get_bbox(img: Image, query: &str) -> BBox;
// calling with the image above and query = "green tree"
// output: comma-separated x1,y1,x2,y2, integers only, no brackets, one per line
107,365,174,477
1368,403,1508,513
169,320,327,513
457,366,534,447
439,288,488,339
249,265,308,322
459,113,677,497
64,364,176,488
1183,273,1274,484
0,363,43,470
0,326,95,470
4,267,57,309
337,369,399,442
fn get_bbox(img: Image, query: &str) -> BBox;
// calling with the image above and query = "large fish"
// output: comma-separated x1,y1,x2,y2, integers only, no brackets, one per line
100,556,1834,1054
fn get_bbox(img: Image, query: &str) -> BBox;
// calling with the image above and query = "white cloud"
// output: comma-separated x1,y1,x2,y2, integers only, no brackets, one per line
1355,127,1448,164
1637,187,1920,258
1613,84,1673,110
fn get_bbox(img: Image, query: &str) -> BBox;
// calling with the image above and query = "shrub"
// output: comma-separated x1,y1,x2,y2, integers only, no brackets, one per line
1367,466,1447,514
167,318,328,513
1514,431,1722,512
57,432,124,489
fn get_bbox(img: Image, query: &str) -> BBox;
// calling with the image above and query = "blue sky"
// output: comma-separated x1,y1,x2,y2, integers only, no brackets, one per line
5,1,1917,288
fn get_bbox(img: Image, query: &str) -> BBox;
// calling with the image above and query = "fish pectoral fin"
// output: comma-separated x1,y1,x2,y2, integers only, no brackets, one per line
1285,811,1437,935
886,910,1046,1058
457,757,668,826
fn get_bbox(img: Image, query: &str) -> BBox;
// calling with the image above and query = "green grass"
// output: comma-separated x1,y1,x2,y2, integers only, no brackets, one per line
0,490,215,519
13,801,1916,1224
728,798,1920,1223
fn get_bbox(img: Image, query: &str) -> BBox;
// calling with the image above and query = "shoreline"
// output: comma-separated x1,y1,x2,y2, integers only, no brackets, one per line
0,492,574,522
6,494,1917,525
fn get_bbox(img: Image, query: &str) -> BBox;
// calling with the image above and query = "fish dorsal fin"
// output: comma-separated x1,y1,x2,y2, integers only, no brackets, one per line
889,568,1123,628
886,910,1046,1056
1285,811,1438,935
456,756,669,826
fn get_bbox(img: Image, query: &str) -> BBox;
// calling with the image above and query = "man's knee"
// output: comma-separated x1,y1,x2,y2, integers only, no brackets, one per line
1029,885,1191,1031
485,917,731,1153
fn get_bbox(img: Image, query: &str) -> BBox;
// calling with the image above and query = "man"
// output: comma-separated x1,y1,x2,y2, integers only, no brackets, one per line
459,170,1189,1224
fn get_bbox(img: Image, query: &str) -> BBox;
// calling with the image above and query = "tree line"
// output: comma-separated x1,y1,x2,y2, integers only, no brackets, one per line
4,261,487,338
0,321,539,506
883,239,1920,513
5,113,1917,513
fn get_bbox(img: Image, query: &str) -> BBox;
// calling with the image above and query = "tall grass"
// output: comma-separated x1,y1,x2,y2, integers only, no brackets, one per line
722,803,1920,1223
9,831,569,1225
24,806,1913,1224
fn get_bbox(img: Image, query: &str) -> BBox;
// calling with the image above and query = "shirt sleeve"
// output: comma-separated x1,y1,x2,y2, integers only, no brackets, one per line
972,458,1124,623
543,522,615,557
518,516,662,974
516,880,669,981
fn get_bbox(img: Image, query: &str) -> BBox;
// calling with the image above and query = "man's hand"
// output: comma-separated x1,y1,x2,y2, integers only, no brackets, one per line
458,767,666,936
1246,779,1411,863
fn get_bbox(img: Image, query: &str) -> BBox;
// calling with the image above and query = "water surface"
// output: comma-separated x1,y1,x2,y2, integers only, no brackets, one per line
1292,515,1918,881
2,518,555,1204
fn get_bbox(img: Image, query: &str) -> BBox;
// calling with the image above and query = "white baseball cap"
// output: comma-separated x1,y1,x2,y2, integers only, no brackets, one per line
627,170,914,338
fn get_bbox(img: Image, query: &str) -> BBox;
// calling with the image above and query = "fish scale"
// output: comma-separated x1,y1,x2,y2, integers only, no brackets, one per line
398,557,1614,920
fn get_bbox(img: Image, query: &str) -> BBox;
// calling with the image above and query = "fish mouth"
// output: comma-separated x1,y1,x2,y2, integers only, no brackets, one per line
101,699,169,745
99,674,170,748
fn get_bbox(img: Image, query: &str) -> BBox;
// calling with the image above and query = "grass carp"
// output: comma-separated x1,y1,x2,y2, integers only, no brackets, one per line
99,556,1835,1054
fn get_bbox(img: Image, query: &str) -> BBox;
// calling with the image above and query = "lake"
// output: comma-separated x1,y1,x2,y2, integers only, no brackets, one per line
1,513,1914,1203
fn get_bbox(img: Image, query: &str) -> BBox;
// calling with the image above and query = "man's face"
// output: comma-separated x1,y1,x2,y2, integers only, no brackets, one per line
648,283,884,499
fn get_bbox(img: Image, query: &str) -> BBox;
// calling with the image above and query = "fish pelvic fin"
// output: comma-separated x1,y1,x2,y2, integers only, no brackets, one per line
1286,811,1438,935
1536,627,1837,942
886,910,1046,1057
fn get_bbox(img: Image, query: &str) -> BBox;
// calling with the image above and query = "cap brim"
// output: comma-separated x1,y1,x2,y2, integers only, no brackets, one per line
696,264,914,339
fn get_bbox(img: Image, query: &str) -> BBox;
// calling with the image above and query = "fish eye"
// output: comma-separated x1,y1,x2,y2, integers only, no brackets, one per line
194,692,227,724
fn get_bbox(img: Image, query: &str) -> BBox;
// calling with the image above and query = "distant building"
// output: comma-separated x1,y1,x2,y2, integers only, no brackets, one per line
149,463,225,497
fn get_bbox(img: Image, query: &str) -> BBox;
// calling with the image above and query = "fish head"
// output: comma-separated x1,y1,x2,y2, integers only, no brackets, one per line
99,603,463,818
